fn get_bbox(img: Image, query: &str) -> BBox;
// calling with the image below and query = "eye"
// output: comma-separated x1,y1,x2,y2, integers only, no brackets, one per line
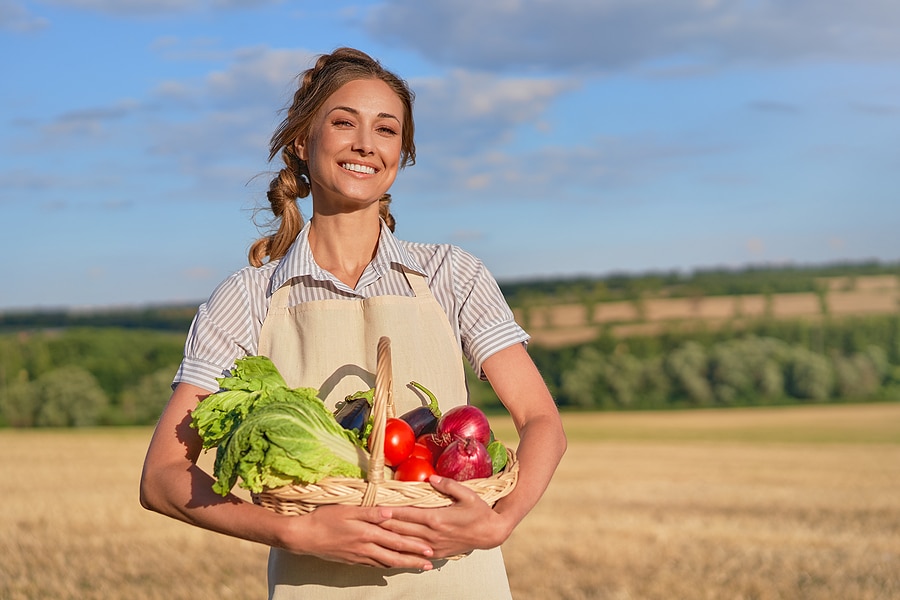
377,125,399,136
332,118,354,128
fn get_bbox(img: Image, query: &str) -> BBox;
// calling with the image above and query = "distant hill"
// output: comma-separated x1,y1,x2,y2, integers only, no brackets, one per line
499,259,900,306
0,304,199,332
2,260,898,336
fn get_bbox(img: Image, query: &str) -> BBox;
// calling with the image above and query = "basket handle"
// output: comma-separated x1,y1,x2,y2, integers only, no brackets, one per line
361,336,393,506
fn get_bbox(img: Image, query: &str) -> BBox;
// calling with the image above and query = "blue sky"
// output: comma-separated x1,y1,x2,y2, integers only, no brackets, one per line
1,0,898,311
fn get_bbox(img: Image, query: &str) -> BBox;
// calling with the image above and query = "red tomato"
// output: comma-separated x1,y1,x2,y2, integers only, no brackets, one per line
371,418,415,467
409,442,435,464
394,457,437,482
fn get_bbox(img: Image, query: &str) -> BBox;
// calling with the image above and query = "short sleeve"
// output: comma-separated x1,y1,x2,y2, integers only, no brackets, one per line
453,249,530,379
172,268,266,392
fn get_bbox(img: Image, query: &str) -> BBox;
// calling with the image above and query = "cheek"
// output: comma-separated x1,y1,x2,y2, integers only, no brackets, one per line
384,140,404,166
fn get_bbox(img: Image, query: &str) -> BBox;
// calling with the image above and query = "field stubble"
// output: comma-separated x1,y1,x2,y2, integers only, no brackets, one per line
2,403,899,599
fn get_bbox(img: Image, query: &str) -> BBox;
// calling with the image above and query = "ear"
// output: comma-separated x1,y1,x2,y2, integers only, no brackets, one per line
294,138,308,161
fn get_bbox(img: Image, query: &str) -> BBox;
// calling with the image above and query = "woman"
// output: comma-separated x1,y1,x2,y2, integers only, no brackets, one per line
140,47,566,599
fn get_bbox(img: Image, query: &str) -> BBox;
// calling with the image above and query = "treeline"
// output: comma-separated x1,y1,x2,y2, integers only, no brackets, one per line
499,259,900,307
1,316,899,427
0,304,197,333
0,329,185,427
517,314,900,411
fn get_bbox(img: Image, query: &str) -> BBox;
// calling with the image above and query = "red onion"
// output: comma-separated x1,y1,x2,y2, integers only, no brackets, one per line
436,405,491,447
417,432,451,461
435,437,493,481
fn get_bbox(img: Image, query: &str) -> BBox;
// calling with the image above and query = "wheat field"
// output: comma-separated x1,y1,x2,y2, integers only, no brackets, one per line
518,274,900,347
2,403,899,599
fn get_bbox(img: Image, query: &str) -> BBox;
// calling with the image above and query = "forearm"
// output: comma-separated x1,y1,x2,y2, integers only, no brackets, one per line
481,343,568,541
491,411,566,533
140,451,289,549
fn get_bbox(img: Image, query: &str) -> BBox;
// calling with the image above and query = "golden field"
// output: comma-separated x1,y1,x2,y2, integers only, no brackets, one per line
2,403,899,599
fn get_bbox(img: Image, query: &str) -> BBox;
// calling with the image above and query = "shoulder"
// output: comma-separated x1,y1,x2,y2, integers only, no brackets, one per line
399,240,486,279
204,261,279,314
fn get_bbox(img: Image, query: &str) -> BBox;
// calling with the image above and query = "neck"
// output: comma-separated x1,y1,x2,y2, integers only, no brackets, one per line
308,211,381,288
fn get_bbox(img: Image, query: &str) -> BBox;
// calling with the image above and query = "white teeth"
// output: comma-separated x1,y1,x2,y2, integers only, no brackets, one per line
342,163,376,175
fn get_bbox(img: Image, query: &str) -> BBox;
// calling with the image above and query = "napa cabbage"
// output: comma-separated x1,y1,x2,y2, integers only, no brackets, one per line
190,356,368,496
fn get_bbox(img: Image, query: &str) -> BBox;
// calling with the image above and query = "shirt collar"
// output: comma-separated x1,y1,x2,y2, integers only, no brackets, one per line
269,219,425,295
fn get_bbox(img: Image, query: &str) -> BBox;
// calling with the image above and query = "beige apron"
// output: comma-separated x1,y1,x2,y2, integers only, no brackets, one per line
258,267,513,600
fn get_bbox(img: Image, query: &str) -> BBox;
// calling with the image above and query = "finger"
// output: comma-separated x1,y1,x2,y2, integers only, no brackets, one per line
369,547,435,571
365,517,435,558
358,506,394,524
378,513,435,538
428,474,481,504
365,532,436,569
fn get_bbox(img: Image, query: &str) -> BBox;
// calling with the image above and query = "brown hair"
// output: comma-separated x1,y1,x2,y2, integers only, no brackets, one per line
248,47,416,267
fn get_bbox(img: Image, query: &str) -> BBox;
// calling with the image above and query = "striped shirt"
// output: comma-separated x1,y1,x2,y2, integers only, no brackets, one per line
174,220,529,392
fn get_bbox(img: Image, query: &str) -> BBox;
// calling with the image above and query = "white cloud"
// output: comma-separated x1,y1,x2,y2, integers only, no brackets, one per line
41,99,142,137
37,0,280,17
400,133,722,202
412,70,576,151
0,0,49,32
366,0,900,73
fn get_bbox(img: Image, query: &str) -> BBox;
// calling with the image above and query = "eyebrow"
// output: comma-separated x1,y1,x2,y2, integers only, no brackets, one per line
329,105,401,123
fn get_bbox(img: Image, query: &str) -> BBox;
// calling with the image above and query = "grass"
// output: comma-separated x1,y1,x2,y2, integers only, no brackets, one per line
2,403,899,599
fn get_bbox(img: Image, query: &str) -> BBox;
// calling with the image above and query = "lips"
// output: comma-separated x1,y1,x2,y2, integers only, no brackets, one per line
341,162,376,175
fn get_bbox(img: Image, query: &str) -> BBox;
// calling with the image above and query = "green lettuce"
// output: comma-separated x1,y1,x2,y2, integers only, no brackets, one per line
190,356,320,449
212,399,368,496
188,355,369,497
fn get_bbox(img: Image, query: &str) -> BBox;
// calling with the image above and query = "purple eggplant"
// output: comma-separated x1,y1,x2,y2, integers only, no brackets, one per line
400,381,443,437
333,389,373,433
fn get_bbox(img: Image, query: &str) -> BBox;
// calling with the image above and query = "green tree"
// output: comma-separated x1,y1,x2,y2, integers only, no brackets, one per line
708,343,750,405
560,346,606,408
584,353,645,409
637,357,672,408
785,349,833,401
10,366,108,427
117,368,177,425
832,349,884,399
1,376,35,427
665,342,713,406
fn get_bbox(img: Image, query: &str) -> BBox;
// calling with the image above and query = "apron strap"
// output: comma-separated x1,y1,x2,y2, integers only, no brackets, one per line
400,266,433,299
269,279,293,311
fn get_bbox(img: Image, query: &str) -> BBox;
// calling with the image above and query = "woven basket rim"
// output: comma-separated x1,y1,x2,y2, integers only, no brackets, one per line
258,446,518,497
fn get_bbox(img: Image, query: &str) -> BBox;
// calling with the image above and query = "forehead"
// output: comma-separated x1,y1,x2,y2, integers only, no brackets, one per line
323,78,404,119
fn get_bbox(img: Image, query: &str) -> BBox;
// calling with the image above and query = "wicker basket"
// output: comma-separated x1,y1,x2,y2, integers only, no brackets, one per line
253,336,518,516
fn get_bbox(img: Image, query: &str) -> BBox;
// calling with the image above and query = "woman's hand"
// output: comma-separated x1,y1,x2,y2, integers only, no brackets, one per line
381,475,514,559
280,504,436,570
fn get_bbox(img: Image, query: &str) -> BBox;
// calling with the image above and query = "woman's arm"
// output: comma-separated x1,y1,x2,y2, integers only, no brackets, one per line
479,341,568,531
384,342,567,556
139,382,436,569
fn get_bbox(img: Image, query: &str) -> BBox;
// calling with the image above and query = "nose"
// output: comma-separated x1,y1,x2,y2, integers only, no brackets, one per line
352,128,375,155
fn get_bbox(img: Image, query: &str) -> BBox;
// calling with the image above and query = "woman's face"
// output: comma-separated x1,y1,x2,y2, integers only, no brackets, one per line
298,78,405,213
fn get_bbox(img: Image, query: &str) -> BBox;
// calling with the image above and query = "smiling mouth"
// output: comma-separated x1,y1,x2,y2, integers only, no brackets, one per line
341,162,376,175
